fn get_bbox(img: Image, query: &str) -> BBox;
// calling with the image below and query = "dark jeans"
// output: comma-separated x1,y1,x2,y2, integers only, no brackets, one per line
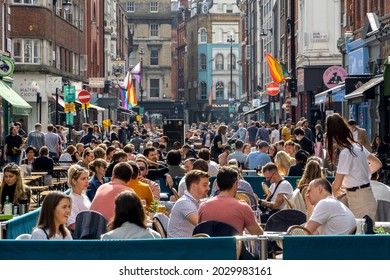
7,155,21,164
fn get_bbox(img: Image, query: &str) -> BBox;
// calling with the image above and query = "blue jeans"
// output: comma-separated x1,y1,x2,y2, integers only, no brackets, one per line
7,155,21,164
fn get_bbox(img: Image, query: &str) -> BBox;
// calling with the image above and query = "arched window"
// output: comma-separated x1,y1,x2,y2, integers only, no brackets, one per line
227,53,236,70
228,82,237,99
215,54,224,70
200,81,207,100
200,54,207,70
200,28,207,43
216,81,224,100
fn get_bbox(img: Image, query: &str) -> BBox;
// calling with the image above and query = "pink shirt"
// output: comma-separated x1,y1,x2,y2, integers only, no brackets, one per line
90,182,134,221
198,196,257,234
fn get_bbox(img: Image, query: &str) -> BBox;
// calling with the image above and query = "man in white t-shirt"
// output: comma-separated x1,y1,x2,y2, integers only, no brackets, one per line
258,163,293,223
305,178,356,235
270,123,280,144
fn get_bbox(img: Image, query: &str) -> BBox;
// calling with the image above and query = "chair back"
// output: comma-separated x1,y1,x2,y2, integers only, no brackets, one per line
286,225,312,235
235,193,251,206
283,194,293,209
153,217,167,238
192,233,210,238
171,187,180,200
265,209,307,232
193,221,248,260
73,210,108,239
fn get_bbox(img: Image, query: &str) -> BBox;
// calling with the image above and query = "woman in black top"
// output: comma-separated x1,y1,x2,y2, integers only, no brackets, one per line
314,124,324,158
0,163,30,211
33,146,54,185
212,125,228,163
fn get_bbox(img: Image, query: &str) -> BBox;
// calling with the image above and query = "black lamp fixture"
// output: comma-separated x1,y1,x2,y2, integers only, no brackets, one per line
260,28,273,37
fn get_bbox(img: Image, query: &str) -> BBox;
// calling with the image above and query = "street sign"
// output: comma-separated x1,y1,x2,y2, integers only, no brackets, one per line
266,82,280,96
66,112,74,125
88,77,105,88
64,102,76,112
64,86,76,102
78,90,91,104
139,106,144,116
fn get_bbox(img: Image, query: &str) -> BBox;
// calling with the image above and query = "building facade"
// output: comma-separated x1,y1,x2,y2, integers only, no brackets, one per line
121,0,173,126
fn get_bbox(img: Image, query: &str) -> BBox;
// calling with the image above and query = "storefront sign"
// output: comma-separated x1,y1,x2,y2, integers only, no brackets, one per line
323,66,348,89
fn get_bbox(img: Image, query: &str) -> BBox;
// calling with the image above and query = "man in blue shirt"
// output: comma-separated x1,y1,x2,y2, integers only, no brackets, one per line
245,141,271,170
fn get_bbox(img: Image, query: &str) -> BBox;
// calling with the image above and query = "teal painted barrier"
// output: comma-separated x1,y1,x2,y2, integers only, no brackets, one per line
0,237,237,260
4,208,41,239
283,235,390,260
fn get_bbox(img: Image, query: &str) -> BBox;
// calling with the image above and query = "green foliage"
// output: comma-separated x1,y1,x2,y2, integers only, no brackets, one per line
374,226,389,234
149,200,159,213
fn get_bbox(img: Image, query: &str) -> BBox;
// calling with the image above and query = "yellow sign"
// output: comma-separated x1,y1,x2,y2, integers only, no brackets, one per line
64,102,76,112
102,119,111,129
81,102,90,109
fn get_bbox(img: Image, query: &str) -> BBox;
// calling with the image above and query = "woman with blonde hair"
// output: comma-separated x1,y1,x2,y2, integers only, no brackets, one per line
274,151,293,176
297,160,323,197
0,163,30,212
67,165,90,231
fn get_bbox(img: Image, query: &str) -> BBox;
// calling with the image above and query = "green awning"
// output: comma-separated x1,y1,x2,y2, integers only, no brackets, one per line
0,80,32,115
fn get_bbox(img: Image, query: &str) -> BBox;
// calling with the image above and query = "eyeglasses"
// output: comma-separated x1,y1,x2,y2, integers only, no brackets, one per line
264,172,276,181
139,166,146,171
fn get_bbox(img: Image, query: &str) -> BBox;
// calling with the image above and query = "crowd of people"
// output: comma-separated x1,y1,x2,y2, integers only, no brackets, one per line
0,114,388,251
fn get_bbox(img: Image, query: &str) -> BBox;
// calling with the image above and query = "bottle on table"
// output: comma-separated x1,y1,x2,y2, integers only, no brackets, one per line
3,195,12,215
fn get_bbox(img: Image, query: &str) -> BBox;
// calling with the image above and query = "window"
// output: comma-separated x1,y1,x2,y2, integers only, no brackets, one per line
227,53,236,70
216,82,224,100
150,79,160,98
150,2,158,12
126,2,135,12
200,29,207,43
12,0,39,4
150,49,159,65
200,82,207,100
228,82,237,99
200,54,207,70
150,24,159,37
215,54,224,70
129,24,135,35
13,39,41,64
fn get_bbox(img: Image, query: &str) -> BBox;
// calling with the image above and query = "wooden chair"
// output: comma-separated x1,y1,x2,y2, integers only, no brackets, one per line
153,217,167,238
283,194,294,209
171,187,180,201
235,193,251,205
286,225,312,236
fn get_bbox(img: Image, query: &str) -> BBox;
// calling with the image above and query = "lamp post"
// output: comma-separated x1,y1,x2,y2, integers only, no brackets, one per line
139,47,144,115
227,33,235,115
289,0,297,123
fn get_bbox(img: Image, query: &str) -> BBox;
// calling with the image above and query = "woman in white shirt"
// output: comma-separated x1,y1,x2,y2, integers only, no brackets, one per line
326,113,382,222
102,191,161,239
31,191,72,240
67,165,91,231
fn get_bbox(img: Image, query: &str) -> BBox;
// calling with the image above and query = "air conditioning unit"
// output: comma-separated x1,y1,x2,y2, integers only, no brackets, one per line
246,45,251,60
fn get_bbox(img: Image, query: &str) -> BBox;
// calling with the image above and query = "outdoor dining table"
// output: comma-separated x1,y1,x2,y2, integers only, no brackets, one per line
237,231,286,260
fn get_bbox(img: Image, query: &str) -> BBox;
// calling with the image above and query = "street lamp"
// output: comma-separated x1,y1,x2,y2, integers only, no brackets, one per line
288,0,297,122
139,47,144,110
227,33,235,113
62,0,72,14
260,28,273,37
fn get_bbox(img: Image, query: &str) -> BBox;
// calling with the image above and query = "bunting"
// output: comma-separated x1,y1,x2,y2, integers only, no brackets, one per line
265,53,290,83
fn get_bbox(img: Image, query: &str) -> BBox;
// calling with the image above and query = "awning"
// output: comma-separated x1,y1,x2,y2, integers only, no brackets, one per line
345,76,383,100
0,80,32,115
53,96,105,112
315,83,345,105
75,100,105,112
242,103,269,115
